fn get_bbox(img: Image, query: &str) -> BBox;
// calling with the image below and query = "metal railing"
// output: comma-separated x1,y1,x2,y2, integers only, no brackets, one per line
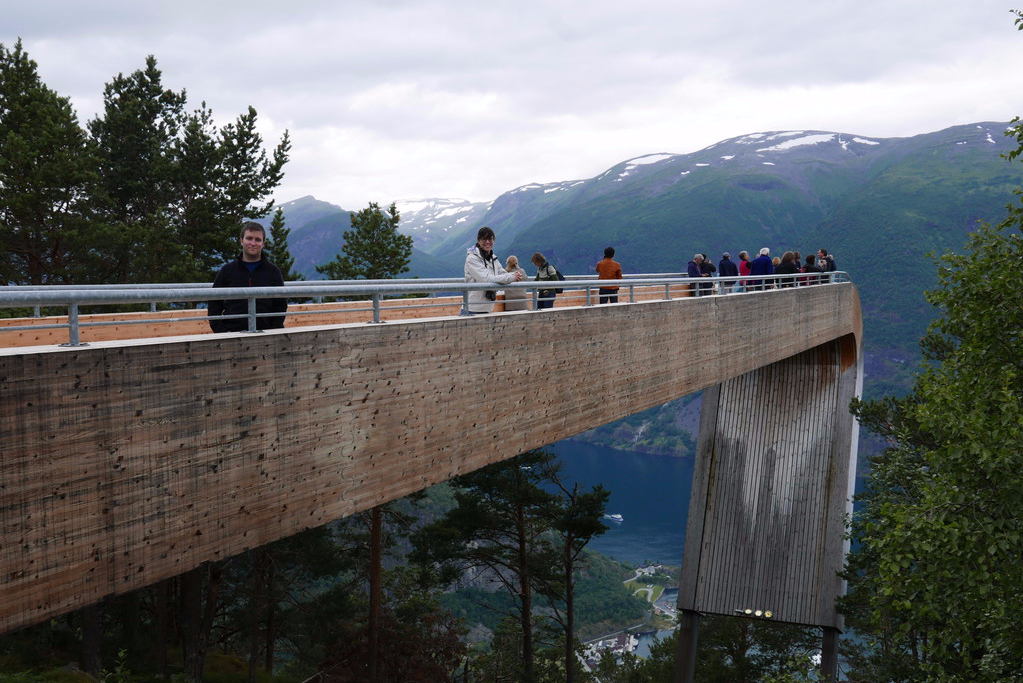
0,272,849,347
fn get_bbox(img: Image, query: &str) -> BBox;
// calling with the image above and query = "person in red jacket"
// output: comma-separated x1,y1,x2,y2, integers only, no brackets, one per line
737,250,751,292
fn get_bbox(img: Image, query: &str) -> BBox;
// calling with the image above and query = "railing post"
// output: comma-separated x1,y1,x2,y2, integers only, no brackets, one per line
372,293,381,323
585,287,592,306
62,303,82,347
461,291,470,316
629,285,635,303
247,297,258,332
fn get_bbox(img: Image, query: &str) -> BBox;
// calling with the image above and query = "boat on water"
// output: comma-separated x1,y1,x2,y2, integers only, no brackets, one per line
604,513,624,523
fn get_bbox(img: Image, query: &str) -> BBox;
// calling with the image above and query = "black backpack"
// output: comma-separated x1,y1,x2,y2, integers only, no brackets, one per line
552,264,566,294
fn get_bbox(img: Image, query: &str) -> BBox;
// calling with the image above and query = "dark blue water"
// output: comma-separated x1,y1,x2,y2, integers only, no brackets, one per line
548,440,695,567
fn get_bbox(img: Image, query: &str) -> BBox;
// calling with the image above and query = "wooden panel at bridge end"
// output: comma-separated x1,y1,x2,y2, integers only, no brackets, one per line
678,335,861,629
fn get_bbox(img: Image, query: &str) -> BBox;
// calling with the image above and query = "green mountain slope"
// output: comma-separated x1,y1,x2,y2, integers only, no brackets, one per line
272,122,1023,410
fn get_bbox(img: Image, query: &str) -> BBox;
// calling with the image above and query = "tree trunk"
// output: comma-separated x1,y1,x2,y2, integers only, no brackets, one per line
180,562,225,683
564,550,575,683
517,507,533,683
81,603,102,675
154,579,170,678
180,566,204,683
247,550,267,683
368,506,382,683
264,558,277,675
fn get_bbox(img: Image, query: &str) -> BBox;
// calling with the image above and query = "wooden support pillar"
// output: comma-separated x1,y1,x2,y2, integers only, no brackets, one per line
821,626,839,682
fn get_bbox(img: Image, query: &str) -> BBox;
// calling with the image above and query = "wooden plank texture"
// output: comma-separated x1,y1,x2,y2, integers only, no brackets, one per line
679,338,861,629
0,284,860,633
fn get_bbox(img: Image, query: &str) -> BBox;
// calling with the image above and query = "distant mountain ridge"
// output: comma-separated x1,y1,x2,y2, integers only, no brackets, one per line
270,121,1023,400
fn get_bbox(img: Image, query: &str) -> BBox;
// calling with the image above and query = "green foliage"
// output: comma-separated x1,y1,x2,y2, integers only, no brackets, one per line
441,550,648,644
582,396,698,456
98,650,130,683
691,617,822,682
588,618,822,683
315,202,412,281
843,113,1023,682
571,553,649,641
0,43,290,285
0,40,96,285
412,450,563,682
87,58,290,283
264,208,302,281
318,605,466,682
413,449,618,683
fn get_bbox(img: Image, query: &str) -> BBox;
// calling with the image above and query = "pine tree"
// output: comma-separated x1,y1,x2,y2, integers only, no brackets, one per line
0,40,96,285
412,450,562,683
87,56,290,282
85,55,185,282
315,202,412,280
535,459,610,683
264,207,302,281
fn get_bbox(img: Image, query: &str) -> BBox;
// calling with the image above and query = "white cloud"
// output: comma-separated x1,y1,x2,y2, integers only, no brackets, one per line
3,0,1020,208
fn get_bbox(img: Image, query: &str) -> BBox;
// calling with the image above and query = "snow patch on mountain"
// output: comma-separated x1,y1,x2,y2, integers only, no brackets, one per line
734,131,804,145
510,179,585,194
611,153,676,181
756,133,837,152
393,197,490,245
625,153,675,167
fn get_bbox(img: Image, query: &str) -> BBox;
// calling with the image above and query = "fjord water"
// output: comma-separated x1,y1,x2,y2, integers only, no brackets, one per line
549,440,695,567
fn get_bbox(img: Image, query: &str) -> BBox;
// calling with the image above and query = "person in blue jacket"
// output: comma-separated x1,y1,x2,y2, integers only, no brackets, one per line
747,247,775,291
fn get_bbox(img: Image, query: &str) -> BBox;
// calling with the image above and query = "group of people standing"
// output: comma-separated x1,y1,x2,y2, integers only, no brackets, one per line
463,225,842,316
206,223,842,329
687,247,837,295
463,226,625,314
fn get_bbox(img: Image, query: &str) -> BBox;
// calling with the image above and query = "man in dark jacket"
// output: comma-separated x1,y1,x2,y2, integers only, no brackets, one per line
698,254,716,295
718,252,739,294
208,222,288,332
687,254,705,297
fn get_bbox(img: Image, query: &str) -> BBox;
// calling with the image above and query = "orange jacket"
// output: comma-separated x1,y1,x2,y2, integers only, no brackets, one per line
595,258,623,290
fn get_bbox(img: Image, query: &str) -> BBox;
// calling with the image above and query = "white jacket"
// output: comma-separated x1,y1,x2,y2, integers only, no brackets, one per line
464,246,517,313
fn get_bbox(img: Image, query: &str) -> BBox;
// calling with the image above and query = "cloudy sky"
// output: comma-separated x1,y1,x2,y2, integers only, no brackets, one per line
5,0,1021,208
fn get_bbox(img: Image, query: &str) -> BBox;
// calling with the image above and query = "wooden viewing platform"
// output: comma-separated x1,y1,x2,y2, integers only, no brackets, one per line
0,280,861,674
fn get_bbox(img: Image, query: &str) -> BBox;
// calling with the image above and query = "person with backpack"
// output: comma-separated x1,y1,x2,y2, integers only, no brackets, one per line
531,252,560,310
817,248,838,283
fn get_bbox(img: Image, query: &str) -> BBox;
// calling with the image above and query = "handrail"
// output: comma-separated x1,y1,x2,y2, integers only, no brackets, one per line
0,272,850,347
0,272,687,291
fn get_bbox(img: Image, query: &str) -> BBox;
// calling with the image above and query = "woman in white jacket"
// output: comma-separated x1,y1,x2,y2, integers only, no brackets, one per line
463,226,522,314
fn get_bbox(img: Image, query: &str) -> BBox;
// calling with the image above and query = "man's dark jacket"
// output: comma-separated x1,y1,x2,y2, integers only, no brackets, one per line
208,255,287,332
718,257,739,278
